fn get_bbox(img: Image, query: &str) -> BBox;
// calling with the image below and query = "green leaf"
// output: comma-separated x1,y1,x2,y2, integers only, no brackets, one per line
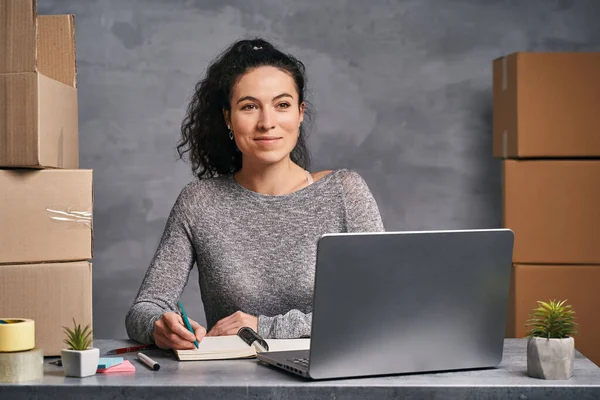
525,299,578,338
62,319,94,350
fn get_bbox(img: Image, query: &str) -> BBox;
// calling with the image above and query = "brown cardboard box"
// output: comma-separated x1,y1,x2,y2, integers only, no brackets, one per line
0,72,79,169
0,1,77,86
0,261,92,356
0,169,93,264
493,52,600,158
503,160,600,264
0,0,78,168
506,264,600,366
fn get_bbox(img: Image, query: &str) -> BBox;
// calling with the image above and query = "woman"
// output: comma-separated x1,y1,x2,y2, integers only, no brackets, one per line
125,38,385,350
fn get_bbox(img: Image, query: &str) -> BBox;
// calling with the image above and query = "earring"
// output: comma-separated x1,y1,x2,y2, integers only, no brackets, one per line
228,127,234,140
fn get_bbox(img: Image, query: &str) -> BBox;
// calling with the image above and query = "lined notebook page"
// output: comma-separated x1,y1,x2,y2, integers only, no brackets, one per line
264,338,310,352
174,336,311,361
197,336,251,352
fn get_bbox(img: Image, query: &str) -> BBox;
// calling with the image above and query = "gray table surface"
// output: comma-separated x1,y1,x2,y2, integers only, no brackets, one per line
1,338,599,399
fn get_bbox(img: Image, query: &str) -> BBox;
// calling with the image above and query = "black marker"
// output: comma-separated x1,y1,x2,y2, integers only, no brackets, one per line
137,352,160,371
237,326,269,353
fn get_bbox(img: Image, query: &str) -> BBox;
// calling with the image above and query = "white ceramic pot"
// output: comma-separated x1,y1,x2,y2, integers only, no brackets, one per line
61,348,100,378
527,336,574,380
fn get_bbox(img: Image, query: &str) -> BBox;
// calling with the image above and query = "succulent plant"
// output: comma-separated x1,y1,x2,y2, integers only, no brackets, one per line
525,299,578,339
63,318,93,350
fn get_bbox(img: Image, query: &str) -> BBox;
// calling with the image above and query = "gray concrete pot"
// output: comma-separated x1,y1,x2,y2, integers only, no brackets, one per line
61,348,99,378
527,337,574,380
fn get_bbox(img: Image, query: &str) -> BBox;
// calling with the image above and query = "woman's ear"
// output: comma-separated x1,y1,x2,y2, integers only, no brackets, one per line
223,109,231,128
299,102,305,124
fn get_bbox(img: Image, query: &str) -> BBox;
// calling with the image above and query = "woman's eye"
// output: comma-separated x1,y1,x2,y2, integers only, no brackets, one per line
277,102,291,109
241,104,256,110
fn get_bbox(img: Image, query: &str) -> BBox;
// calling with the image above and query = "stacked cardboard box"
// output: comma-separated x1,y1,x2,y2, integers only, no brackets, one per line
0,0,93,356
493,52,600,366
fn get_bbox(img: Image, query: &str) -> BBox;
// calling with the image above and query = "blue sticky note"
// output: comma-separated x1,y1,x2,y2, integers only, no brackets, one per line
98,357,123,369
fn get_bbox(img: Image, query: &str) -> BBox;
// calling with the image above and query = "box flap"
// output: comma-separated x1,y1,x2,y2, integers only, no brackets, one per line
37,15,77,87
0,0,37,73
492,53,518,158
38,73,79,168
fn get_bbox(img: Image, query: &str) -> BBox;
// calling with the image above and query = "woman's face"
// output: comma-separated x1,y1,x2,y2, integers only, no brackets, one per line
225,66,305,166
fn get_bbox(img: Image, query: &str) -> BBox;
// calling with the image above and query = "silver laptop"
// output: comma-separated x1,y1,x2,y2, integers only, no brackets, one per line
257,229,514,380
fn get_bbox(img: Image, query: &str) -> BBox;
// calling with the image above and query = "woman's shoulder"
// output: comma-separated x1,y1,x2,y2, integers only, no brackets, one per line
174,175,232,205
309,169,373,199
311,169,335,183
327,169,375,197
311,168,363,182
313,168,367,185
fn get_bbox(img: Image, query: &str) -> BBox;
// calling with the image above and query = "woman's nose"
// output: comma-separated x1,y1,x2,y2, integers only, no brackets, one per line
258,109,275,130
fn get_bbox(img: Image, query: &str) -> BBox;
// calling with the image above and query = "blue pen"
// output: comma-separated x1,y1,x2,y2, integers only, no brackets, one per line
177,301,199,348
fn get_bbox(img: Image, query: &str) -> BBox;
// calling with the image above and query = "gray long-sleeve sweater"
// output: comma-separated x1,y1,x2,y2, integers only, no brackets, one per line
125,168,385,344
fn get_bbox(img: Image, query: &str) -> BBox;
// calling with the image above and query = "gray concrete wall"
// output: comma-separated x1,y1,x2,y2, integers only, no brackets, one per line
38,0,600,339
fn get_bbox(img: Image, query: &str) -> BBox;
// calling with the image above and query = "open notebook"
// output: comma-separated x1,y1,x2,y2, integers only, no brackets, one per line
174,335,311,361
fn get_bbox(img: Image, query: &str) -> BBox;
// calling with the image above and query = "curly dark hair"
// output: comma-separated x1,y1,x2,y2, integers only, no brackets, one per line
177,38,312,179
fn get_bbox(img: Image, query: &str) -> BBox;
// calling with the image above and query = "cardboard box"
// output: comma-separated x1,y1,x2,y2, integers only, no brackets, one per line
0,72,79,169
0,169,93,264
493,52,600,158
503,160,600,264
0,261,92,357
506,264,600,367
0,0,78,168
0,1,77,86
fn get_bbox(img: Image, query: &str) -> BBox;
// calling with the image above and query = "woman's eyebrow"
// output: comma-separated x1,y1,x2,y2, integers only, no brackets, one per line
236,93,293,104
273,93,293,101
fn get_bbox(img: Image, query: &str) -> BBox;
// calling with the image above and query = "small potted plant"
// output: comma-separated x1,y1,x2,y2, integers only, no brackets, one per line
525,299,578,380
61,319,99,378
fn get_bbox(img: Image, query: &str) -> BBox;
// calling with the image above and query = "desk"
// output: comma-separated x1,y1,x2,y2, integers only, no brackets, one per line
1,339,599,399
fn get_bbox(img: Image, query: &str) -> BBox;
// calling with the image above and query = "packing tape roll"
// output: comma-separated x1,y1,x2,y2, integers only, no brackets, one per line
0,318,35,352
0,348,44,383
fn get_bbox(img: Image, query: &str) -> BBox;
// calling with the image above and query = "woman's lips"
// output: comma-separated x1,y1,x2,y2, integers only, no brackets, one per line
254,137,282,145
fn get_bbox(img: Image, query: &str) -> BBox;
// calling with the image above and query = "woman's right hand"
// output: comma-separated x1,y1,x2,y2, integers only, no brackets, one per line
153,311,206,349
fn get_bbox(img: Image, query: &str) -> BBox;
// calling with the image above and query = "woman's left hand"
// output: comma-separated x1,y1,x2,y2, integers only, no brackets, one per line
206,311,258,336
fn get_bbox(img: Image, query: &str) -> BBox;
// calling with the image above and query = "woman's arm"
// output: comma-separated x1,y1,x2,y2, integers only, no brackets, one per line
258,310,312,339
125,187,197,344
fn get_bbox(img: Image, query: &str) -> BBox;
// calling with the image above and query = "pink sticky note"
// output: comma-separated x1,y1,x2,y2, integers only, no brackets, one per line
98,360,136,373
